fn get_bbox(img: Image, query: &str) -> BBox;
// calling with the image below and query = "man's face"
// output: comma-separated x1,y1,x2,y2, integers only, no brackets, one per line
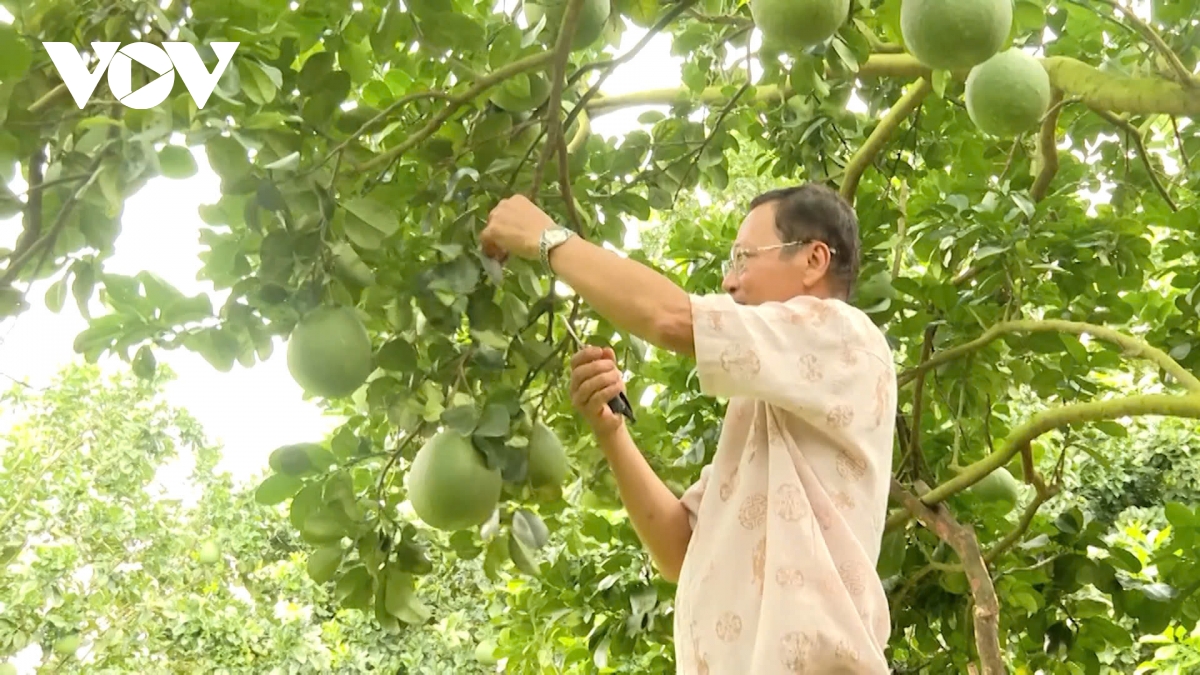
721,202,831,305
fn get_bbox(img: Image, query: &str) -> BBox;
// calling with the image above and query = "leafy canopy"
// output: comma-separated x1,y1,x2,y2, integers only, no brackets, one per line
2,0,1200,671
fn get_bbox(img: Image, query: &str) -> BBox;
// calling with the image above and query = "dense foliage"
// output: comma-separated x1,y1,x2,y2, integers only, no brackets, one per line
2,0,1200,671
0,364,509,673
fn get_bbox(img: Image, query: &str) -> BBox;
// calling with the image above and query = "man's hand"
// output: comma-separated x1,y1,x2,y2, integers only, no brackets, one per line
481,194,557,263
569,346,628,437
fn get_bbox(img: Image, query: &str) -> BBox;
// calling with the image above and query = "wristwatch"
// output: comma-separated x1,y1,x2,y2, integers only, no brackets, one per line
539,226,575,271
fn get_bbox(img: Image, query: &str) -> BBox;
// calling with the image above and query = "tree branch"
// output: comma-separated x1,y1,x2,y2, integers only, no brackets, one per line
555,133,584,233
897,319,1200,393
921,393,1200,507
308,91,450,176
984,482,1060,563
840,78,931,200
906,324,937,480
1031,90,1065,202
585,54,1200,118
1101,0,1196,87
1,153,106,289
9,149,46,267
890,480,1005,675
1171,116,1190,169
1090,106,1179,211
530,0,589,200
672,81,750,201
355,50,556,173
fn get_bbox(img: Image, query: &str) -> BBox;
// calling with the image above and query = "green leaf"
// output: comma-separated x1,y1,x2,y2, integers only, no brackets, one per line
158,145,198,179
44,277,68,313
1165,502,1197,530
441,403,480,435
255,473,304,505
507,530,539,576
342,197,399,249
307,545,344,583
474,404,511,437
0,25,32,81
511,509,549,550
376,339,418,371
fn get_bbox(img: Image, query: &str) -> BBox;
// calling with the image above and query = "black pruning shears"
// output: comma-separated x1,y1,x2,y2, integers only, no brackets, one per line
561,315,636,423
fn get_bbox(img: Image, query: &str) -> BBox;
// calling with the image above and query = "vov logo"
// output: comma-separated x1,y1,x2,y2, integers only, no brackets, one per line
43,42,240,110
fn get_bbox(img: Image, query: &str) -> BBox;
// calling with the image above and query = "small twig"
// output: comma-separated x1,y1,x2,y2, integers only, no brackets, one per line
984,482,1060,563
840,78,931,201
1101,0,1195,87
566,0,698,89
1091,106,1179,211
907,324,937,480
356,51,555,173
376,424,429,498
306,91,449,177
529,0,588,200
1171,116,1190,169
672,81,750,201
555,133,584,233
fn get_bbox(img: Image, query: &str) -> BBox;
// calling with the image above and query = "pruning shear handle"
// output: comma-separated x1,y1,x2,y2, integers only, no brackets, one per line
561,316,636,423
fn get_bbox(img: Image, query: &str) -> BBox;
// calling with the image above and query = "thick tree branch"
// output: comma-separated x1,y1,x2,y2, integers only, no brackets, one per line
1090,107,1179,211
355,51,555,173
922,394,1200,507
1031,90,1065,202
530,0,589,200
585,54,1200,118
840,78,930,201
1101,0,1196,87
897,319,1200,393
890,480,1005,675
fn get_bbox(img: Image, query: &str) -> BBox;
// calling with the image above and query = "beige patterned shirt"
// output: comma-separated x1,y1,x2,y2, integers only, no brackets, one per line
674,292,896,673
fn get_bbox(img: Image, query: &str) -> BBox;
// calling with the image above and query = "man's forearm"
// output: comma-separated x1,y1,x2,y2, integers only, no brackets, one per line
597,425,693,582
547,235,695,355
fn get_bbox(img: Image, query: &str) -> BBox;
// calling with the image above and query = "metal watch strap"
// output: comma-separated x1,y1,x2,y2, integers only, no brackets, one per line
540,227,573,270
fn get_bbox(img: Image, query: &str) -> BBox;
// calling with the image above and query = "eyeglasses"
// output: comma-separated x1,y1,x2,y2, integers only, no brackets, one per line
721,240,836,276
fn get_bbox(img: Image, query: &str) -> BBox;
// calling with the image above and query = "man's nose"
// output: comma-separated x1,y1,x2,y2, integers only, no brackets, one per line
722,270,738,294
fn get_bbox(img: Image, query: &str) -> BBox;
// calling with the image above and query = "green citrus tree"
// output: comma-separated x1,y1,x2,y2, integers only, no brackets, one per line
0,362,504,673
2,0,1200,672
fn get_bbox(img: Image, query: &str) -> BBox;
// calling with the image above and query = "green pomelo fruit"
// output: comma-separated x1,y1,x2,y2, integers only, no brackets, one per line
749,0,850,50
965,48,1052,137
407,431,502,531
475,640,499,664
286,306,373,399
968,466,1020,508
525,0,610,51
199,540,220,564
900,0,1012,71
527,420,569,488
489,72,552,112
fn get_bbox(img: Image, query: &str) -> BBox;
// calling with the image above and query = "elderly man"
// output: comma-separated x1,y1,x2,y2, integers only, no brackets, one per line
481,183,896,673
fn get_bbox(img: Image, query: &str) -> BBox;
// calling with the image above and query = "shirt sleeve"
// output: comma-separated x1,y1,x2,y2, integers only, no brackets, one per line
688,292,893,430
679,464,712,530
